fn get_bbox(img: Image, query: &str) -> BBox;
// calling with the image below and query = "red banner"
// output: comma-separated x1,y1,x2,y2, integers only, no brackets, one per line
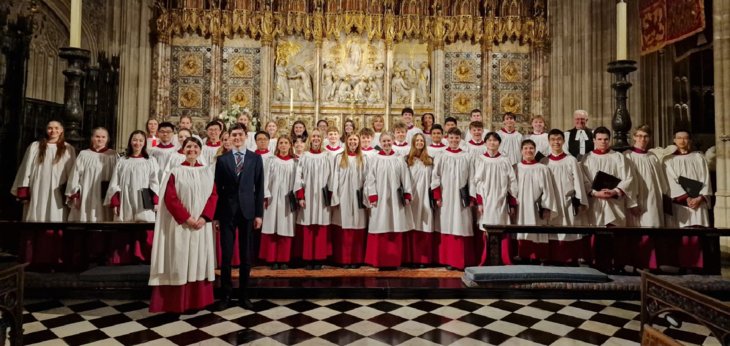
640,0,705,55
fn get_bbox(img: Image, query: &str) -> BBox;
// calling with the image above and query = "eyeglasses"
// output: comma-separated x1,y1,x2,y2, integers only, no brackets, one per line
158,130,173,134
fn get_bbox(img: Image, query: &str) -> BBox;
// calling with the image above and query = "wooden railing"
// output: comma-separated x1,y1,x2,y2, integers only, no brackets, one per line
640,271,730,345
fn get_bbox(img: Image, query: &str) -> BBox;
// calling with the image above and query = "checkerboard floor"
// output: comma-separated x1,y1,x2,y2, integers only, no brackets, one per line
15,298,720,346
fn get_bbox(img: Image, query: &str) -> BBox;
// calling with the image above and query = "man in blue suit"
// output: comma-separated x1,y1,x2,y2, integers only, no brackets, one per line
215,123,264,310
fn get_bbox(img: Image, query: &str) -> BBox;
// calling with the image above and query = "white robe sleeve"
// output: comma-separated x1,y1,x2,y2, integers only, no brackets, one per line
148,157,161,195
10,142,38,196
66,152,84,196
104,159,123,205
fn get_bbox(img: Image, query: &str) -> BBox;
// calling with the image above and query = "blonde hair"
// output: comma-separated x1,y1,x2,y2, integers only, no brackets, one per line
531,115,548,126
406,133,433,167
339,134,364,169
371,115,385,131
392,121,407,132
275,135,294,157
308,129,323,151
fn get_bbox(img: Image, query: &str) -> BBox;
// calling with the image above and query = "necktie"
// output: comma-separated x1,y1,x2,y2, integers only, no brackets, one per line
235,152,244,175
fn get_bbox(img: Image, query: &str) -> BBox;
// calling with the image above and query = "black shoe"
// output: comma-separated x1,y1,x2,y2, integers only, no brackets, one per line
351,264,360,269
238,298,254,310
314,264,323,270
418,264,426,269
305,264,314,270
271,263,279,270
280,263,288,270
215,296,233,311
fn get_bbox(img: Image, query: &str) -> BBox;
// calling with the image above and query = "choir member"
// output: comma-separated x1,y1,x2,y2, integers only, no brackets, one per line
295,129,333,269
405,133,436,267
105,131,160,263
341,118,357,145
215,131,231,158
514,139,559,262
66,127,118,222
215,129,240,268
563,110,594,160
662,129,712,271
497,112,523,165
443,117,466,148
581,126,635,271
146,118,159,148
525,115,549,159
421,113,435,144
148,137,218,313
162,129,209,178
325,126,344,155
365,132,414,269
621,125,668,270
260,136,298,269
472,131,517,265
254,131,274,165
293,136,307,158
465,121,486,157
331,134,368,268
148,122,177,181
11,120,76,267
265,121,278,152
371,115,385,146
316,119,329,136
463,109,482,142
12,120,77,221
543,129,590,264
359,128,377,158
401,107,422,143
392,122,411,156
432,127,475,270
178,115,203,142
290,120,309,142
236,111,258,150
427,125,447,158
202,121,223,165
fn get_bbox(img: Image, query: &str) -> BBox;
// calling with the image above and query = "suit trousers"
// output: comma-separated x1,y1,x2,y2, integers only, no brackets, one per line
219,211,258,299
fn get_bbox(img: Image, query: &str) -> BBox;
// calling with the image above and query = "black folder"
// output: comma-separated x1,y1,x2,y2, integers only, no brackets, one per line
428,189,437,210
287,191,299,212
591,171,622,191
535,152,546,162
571,196,581,216
140,188,155,210
459,185,470,208
662,195,674,215
101,181,110,200
397,185,406,206
678,176,704,198
322,186,331,207
356,189,366,209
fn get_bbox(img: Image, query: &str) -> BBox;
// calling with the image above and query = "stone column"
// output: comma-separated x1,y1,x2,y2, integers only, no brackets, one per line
313,42,322,123
431,46,445,123
259,43,273,123
481,42,493,130
530,43,549,120
384,47,393,130
209,34,223,119
713,0,730,256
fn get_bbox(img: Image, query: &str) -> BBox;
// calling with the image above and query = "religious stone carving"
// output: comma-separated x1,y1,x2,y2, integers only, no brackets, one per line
320,34,385,105
289,65,313,101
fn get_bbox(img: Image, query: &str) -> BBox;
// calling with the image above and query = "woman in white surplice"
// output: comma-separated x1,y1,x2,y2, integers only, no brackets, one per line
11,120,76,266
404,133,436,267
104,131,160,264
331,134,368,268
365,132,414,269
66,127,118,222
514,139,559,262
149,137,218,313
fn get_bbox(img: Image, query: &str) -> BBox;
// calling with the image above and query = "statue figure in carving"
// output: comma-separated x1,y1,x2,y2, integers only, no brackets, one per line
391,70,410,104
274,65,289,101
347,39,363,69
321,62,335,101
367,77,381,103
416,62,431,103
289,65,313,101
336,76,353,100
353,76,368,101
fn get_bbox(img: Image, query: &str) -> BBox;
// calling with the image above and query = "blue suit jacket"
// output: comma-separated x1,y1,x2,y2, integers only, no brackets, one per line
214,149,264,221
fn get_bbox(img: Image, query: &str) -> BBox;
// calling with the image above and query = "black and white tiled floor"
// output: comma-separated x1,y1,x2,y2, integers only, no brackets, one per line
17,298,719,346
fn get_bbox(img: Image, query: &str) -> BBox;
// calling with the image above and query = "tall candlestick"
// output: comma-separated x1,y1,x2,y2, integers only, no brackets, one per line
616,0,627,60
70,0,82,48
289,88,294,114
410,89,415,110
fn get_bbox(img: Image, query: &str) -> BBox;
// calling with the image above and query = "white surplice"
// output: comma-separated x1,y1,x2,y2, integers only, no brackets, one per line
392,142,411,157
409,158,436,233
262,156,297,236
624,149,669,227
515,161,559,243
201,143,221,166
525,133,550,158
663,151,712,227
497,129,523,165
104,156,160,222
545,153,590,241
331,154,368,229
149,165,216,286
365,152,414,233
472,152,517,226
66,149,118,222
148,145,177,182
295,151,332,226
11,142,76,221
581,150,636,227
431,149,473,236
465,140,487,158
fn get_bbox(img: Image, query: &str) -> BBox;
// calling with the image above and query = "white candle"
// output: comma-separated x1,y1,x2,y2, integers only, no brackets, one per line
616,0,627,60
70,0,82,48
410,89,416,110
289,88,294,113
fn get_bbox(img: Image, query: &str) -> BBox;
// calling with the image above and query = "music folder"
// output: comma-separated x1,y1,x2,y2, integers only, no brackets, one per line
459,185,470,208
678,176,704,198
140,188,155,210
591,171,621,191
